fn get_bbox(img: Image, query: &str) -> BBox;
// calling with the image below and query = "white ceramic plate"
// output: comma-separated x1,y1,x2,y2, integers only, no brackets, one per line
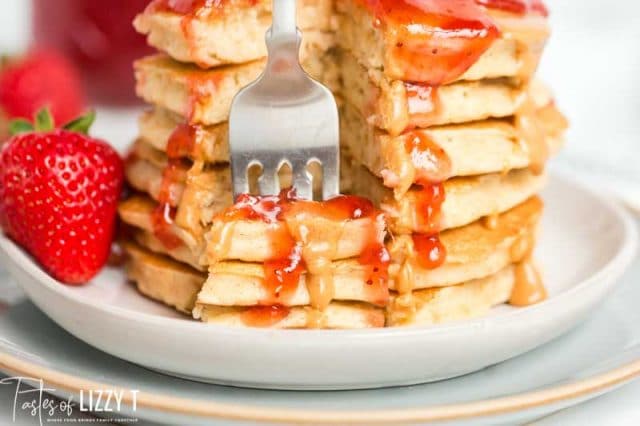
0,173,636,391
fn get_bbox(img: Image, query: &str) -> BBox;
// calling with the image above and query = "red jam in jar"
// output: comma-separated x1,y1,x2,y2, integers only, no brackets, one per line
32,0,154,105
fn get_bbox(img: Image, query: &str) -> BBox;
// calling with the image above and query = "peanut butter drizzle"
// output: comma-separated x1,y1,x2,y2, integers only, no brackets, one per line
384,131,452,200
396,257,416,295
379,79,410,136
404,83,442,131
515,92,549,174
185,72,223,123
285,216,344,327
305,306,327,329
508,231,547,306
387,293,417,327
498,12,551,174
510,259,547,306
205,220,237,265
510,232,534,262
496,12,550,83
175,160,207,236
482,213,500,230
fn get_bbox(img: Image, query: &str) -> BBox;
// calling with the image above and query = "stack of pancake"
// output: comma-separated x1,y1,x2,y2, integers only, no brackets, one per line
119,0,567,328
336,0,567,326
192,190,390,328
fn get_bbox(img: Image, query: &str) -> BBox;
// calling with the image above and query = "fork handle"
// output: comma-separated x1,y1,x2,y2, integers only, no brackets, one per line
271,0,297,37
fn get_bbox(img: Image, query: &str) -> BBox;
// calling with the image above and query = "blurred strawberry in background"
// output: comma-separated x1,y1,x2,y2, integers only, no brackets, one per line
32,0,153,105
0,50,86,129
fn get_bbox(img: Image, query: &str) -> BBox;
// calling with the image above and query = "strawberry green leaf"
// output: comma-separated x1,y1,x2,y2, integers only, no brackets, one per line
34,107,55,132
8,119,34,135
63,110,96,135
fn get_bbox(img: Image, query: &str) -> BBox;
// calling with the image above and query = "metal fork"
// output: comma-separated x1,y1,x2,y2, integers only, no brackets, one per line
228,0,339,201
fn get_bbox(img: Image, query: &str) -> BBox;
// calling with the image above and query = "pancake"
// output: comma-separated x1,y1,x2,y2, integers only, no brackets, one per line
194,302,385,329
388,196,542,292
387,264,520,327
344,156,546,234
339,50,527,135
135,44,338,125
119,195,206,267
341,101,566,198
205,211,385,264
138,108,230,164
130,227,203,271
134,0,335,67
122,241,206,314
199,260,388,307
204,188,388,265
336,0,550,84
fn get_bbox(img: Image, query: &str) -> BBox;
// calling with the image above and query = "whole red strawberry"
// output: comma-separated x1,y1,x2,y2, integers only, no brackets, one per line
0,109,123,284
0,50,85,126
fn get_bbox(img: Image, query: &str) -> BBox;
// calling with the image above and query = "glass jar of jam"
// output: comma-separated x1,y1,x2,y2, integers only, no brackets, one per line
32,0,153,105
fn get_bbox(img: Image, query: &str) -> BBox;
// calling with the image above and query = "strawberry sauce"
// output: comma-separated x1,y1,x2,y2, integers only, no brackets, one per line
401,131,449,269
150,124,198,250
412,234,447,269
404,132,452,185
150,160,184,250
357,0,500,85
166,123,198,158
241,304,291,328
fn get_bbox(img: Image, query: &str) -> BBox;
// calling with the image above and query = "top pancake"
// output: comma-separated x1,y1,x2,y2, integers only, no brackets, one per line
135,0,335,68
336,0,550,84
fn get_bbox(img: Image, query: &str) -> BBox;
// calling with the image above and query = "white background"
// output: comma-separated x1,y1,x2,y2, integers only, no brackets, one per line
1,1,640,424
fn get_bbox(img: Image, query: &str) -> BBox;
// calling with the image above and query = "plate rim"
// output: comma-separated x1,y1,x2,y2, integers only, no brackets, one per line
0,172,637,341
1,351,640,424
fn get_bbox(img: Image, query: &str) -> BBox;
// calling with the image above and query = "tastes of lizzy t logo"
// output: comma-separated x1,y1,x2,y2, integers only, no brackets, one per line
0,376,139,425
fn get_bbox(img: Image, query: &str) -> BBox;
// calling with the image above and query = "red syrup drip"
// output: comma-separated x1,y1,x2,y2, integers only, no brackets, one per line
412,234,447,270
356,0,501,84
241,304,291,328
149,124,198,250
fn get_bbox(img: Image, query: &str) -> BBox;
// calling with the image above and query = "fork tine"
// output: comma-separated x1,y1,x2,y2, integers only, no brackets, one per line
258,160,281,196
230,156,252,198
319,150,339,200
292,161,313,200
